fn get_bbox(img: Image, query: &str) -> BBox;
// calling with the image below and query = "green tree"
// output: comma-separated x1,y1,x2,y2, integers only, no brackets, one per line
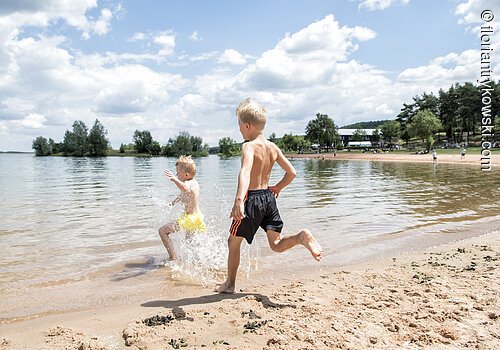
495,114,500,139
166,131,192,156
456,82,481,142
62,130,77,155
281,134,310,152
190,135,203,153
438,85,458,142
63,120,88,156
149,141,161,155
32,136,52,156
372,129,381,145
87,119,109,157
407,109,442,151
133,130,153,153
48,138,62,154
414,92,439,116
218,137,240,157
119,143,126,153
281,133,295,151
305,113,339,151
352,128,366,141
164,131,208,157
380,120,400,149
268,132,277,143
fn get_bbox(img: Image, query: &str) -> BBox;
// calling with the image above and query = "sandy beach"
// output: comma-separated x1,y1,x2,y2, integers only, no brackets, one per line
287,151,499,167
1,230,498,349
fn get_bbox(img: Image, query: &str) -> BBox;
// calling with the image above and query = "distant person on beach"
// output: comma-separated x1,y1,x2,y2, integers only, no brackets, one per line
158,155,206,260
461,147,466,160
432,150,437,162
215,98,323,294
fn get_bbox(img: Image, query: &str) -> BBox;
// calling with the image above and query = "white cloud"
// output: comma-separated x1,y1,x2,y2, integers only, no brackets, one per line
455,0,500,54
358,0,410,11
455,0,500,26
375,103,394,115
93,8,113,36
94,65,186,114
0,0,115,40
128,32,146,41
189,31,202,41
234,15,376,91
0,25,189,150
396,1,500,92
397,50,477,86
19,113,47,129
189,11,484,136
185,15,404,134
188,51,219,62
154,32,176,56
218,49,247,65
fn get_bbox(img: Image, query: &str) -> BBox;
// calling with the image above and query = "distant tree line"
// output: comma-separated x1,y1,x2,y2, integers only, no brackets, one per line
127,130,209,157
33,120,209,157
33,119,109,157
397,81,500,145
342,120,389,129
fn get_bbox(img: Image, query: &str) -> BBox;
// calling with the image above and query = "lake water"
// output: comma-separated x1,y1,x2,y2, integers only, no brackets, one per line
1,154,499,321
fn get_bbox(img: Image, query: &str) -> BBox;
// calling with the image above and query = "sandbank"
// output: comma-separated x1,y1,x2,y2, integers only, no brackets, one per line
287,151,499,167
0,231,498,349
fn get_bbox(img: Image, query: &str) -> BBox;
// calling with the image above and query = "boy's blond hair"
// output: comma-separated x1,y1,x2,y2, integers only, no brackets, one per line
176,155,196,176
236,97,267,128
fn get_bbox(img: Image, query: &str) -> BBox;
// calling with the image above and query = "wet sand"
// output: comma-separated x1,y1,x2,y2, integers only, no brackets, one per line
287,151,499,167
1,231,498,349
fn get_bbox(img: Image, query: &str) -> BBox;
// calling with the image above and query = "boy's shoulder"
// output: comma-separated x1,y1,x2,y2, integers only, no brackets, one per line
241,138,279,154
243,138,277,147
184,178,199,189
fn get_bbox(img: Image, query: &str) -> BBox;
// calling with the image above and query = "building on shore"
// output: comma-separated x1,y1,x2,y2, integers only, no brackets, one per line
338,129,378,147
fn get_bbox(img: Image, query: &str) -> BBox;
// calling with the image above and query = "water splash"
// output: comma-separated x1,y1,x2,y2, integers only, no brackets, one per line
150,186,259,286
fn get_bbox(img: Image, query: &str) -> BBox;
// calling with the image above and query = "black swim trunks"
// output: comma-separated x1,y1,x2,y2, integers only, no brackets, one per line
229,188,284,244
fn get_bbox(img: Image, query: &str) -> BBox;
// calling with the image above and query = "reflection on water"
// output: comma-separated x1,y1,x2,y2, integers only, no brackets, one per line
0,154,498,320
292,160,500,239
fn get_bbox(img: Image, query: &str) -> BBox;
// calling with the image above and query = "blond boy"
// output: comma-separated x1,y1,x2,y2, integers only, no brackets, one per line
216,98,323,293
159,155,206,260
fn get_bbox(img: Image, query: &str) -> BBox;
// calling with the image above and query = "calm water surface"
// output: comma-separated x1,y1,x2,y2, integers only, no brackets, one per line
1,154,499,320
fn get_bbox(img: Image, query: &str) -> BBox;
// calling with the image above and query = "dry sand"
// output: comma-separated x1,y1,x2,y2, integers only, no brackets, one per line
1,231,498,350
287,151,499,167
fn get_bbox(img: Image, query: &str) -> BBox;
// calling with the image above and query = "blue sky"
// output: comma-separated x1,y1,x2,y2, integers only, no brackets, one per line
0,0,498,151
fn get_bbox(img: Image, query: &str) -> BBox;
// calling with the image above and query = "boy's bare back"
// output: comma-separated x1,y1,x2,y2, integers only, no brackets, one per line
243,136,295,193
179,178,201,215
245,137,278,190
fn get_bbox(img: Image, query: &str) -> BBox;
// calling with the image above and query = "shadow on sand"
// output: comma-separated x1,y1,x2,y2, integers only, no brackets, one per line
141,292,295,311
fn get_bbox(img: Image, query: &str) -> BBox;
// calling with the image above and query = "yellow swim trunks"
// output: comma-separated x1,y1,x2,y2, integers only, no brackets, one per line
177,213,207,233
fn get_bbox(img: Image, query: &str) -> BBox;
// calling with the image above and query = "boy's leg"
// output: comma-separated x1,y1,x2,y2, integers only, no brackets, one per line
266,229,323,261
215,235,244,294
158,222,179,260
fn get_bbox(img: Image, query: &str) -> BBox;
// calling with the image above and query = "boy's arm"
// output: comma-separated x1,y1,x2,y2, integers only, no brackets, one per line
164,170,189,192
269,146,297,198
230,143,254,220
170,195,181,206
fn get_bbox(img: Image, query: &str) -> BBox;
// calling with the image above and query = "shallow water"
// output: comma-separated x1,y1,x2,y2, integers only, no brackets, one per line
0,154,499,321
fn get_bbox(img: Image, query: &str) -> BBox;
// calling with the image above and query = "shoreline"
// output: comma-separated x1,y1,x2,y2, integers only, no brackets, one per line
286,151,499,167
1,231,498,349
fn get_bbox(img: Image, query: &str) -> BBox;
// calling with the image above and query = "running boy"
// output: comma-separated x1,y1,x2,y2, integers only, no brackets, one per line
216,98,323,293
159,155,206,260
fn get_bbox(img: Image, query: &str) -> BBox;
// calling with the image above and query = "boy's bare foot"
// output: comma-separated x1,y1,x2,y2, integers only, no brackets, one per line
214,281,235,294
299,229,323,261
